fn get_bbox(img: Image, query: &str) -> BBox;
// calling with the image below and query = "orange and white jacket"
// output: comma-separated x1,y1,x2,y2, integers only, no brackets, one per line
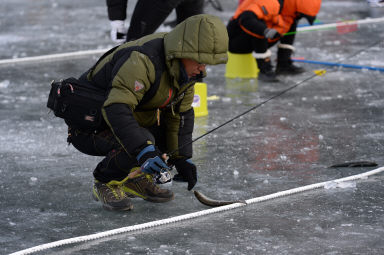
230,0,321,42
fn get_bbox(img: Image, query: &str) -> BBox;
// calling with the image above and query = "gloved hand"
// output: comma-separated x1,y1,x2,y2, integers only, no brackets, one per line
263,28,280,39
173,159,197,191
136,145,170,174
110,20,126,43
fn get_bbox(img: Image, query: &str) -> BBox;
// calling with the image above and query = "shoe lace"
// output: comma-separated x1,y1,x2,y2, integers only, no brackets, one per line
105,183,124,200
143,175,161,192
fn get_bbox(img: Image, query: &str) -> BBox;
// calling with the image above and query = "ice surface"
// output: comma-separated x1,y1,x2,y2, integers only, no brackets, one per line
1,0,384,254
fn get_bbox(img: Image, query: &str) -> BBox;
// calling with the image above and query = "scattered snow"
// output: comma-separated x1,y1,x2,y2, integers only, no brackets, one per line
0,80,10,88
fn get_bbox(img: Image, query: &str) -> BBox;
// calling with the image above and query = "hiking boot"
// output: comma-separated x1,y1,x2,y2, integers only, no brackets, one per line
276,47,305,75
121,174,174,203
92,180,133,211
256,57,279,82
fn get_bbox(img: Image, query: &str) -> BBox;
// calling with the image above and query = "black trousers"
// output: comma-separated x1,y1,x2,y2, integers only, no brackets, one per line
227,19,298,54
68,125,166,183
126,0,204,41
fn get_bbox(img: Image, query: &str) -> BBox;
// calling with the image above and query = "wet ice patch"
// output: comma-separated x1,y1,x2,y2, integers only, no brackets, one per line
324,181,357,189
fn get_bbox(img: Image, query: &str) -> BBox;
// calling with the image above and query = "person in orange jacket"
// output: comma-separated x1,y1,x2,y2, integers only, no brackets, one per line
227,0,321,82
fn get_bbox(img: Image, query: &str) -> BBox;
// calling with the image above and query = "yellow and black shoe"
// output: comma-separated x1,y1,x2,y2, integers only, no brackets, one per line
121,173,174,203
92,180,133,211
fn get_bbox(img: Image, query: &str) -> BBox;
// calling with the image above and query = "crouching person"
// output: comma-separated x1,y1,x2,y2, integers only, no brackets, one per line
66,14,228,211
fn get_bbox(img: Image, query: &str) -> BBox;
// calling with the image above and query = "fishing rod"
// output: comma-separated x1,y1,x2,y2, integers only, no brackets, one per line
284,16,384,36
292,59,384,72
168,71,321,158
187,38,384,206
168,38,384,158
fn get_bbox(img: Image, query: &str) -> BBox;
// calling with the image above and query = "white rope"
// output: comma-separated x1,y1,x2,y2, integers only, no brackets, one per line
0,48,108,66
1,17,384,67
10,166,384,255
247,166,384,204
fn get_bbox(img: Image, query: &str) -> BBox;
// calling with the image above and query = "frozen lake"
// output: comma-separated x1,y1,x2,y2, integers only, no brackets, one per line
1,0,384,254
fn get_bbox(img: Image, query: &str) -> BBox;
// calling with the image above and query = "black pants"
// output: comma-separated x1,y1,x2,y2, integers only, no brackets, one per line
68,125,165,183
227,19,298,54
126,0,204,41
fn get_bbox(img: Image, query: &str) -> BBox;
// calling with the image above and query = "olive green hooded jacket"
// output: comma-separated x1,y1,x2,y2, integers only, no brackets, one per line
86,14,228,160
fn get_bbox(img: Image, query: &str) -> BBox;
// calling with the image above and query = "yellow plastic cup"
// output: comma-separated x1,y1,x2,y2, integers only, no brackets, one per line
225,52,258,79
192,82,208,117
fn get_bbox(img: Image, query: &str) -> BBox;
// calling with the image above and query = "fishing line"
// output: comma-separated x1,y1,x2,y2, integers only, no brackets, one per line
168,38,384,157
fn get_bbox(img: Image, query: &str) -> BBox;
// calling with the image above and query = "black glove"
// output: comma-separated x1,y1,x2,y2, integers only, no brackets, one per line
263,28,280,39
136,145,170,174
173,159,197,191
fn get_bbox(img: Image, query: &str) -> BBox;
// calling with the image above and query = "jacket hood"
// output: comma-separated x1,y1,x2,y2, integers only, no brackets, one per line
164,14,228,65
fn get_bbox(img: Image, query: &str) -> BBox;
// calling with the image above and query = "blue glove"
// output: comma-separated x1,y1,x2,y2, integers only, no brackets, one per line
173,159,197,191
136,145,170,174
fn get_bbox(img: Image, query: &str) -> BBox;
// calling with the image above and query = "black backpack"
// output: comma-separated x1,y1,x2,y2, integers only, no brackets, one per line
47,77,107,131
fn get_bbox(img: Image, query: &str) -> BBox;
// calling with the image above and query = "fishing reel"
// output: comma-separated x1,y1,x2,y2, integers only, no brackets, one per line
153,168,172,184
